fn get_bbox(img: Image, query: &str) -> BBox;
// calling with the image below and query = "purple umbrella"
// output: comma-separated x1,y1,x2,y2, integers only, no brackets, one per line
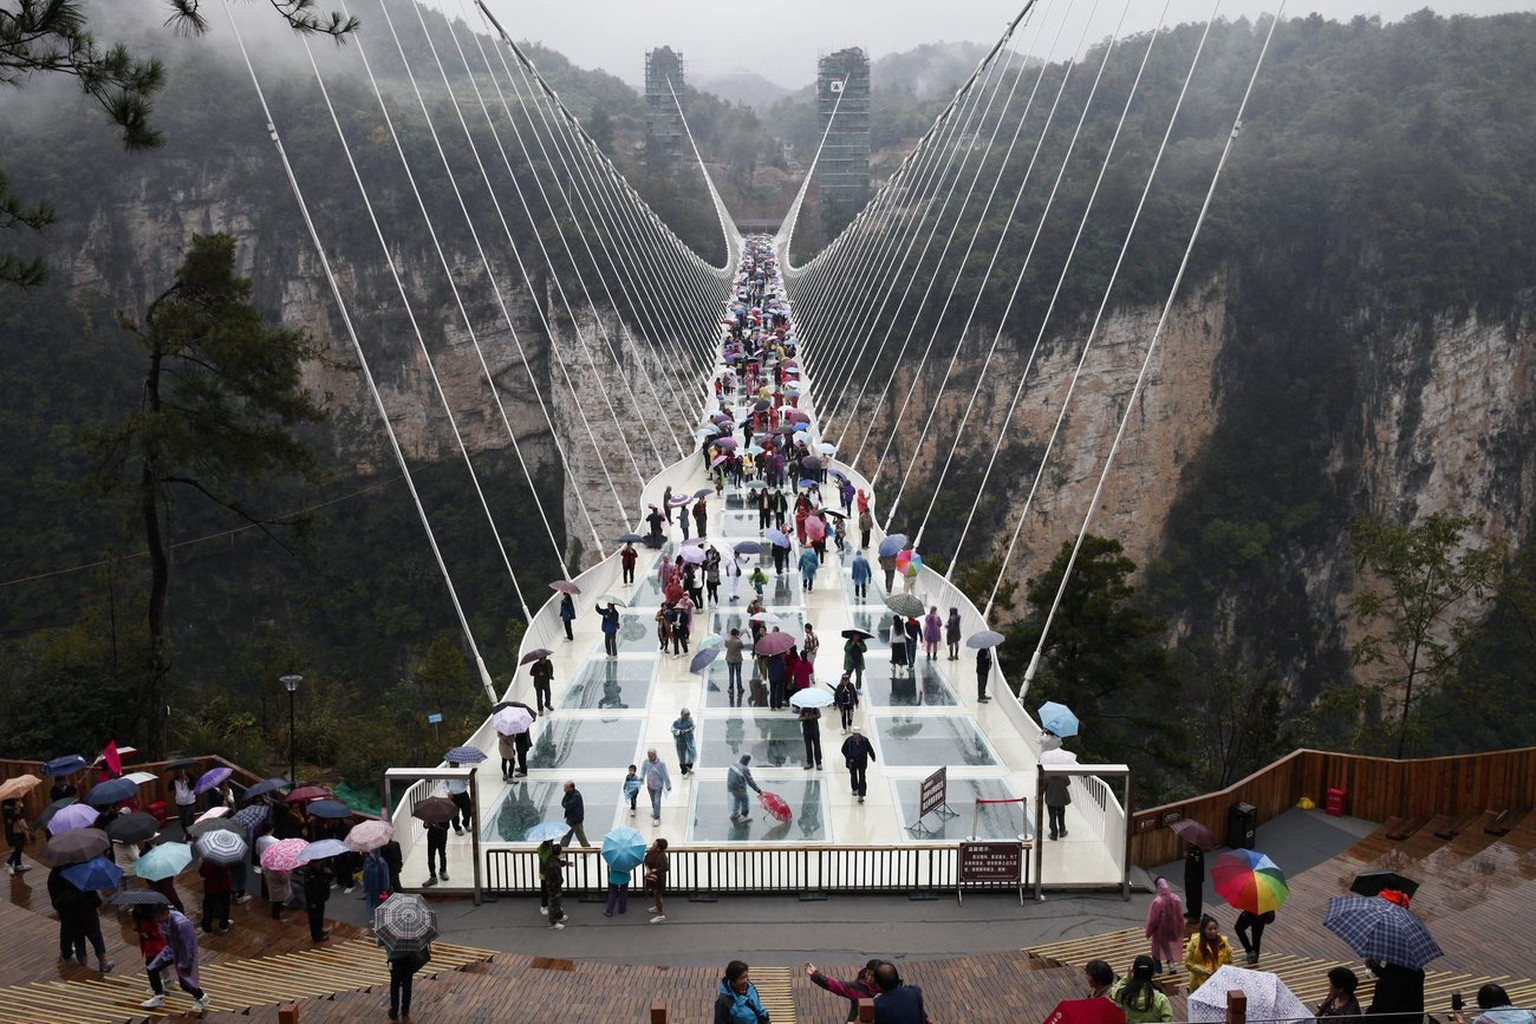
47,803,100,835
194,767,232,795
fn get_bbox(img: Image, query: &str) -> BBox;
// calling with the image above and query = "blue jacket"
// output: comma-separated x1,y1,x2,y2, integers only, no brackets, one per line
714,979,770,1024
798,548,819,576
874,984,927,1024
851,554,872,583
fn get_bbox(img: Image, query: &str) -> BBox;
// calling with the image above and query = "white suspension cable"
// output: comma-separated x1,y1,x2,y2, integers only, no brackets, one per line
1020,3,1282,694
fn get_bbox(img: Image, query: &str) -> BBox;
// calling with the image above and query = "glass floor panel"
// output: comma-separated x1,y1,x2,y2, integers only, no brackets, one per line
712,608,805,639
480,779,620,843
854,660,959,707
871,715,1000,767
690,777,829,842
839,566,891,607
720,511,763,538
842,608,890,651
528,717,643,770
892,776,1033,842
561,658,656,710
698,712,807,768
596,613,672,654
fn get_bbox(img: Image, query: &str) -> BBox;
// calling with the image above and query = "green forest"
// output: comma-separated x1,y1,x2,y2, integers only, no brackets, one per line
3,5,1536,806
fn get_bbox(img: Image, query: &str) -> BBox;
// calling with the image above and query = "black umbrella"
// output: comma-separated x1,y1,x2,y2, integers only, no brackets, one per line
33,797,78,831
617,533,645,543
241,777,292,802
187,818,247,840
519,649,554,666
161,758,200,772
105,812,160,844
107,888,171,907
841,628,874,640
84,778,138,807
37,828,110,867
1350,870,1421,899
817,508,847,520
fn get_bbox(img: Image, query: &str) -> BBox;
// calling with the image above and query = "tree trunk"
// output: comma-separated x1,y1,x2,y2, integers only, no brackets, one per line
143,346,169,758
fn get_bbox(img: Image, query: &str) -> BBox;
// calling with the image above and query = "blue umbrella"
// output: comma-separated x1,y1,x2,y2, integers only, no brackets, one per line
764,528,790,548
444,746,487,765
43,754,88,778
524,821,567,842
232,804,270,834
798,478,819,489
1323,895,1443,969
307,800,353,819
241,777,291,802
690,648,721,675
877,534,909,558
47,803,100,835
296,838,352,864
734,541,762,555
1037,701,1080,738
601,826,647,873
61,855,123,892
828,469,848,482
136,842,193,882
84,778,137,807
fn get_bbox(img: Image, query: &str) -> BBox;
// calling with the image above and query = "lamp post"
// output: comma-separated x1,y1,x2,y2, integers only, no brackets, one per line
281,674,303,785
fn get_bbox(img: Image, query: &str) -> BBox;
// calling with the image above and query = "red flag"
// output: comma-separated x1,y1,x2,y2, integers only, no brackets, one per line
100,741,122,777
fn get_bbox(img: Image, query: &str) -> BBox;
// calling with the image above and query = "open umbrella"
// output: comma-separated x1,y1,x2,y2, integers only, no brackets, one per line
412,797,456,825
763,528,790,548
195,807,230,824
345,820,395,853
790,687,834,709
1323,894,1443,969
38,828,109,867
187,817,244,839
690,648,721,674
693,488,713,499
1037,701,1080,738
697,634,724,651
524,821,567,842
42,755,88,778
681,546,707,565
1041,998,1128,1024
596,594,628,609
1187,965,1311,1017
0,775,40,803
734,541,762,555
966,630,1005,649
494,706,534,735
375,892,439,952
307,800,353,819
444,746,487,765
135,842,193,882
802,456,824,472
124,771,160,786
107,889,170,907
297,838,352,865
241,778,291,802
758,791,792,824
194,766,233,795
601,826,647,873
617,532,645,544
284,786,332,804
162,758,199,771
62,855,122,892
259,837,310,872
1212,849,1290,914
840,628,874,640
804,516,826,541
196,828,249,866
83,778,137,807
1350,870,1420,899
667,495,692,507
1040,748,1080,765
878,534,909,558
744,480,768,491
549,580,582,595
519,649,554,666
714,437,739,450
884,594,925,618
35,798,79,832
755,632,796,656
106,811,161,845
47,803,100,835
1169,818,1220,851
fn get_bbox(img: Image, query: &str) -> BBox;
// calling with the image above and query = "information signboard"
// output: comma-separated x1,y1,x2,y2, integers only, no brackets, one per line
919,766,947,819
956,840,1026,904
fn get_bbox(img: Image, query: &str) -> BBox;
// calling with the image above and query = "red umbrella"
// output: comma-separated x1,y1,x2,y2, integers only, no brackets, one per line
284,786,332,804
758,791,792,824
1042,1000,1127,1024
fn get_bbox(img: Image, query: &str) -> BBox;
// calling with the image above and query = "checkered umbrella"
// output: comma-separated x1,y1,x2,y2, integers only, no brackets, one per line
1323,895,1443,969
196,828,249,866
232,804,270,834
374,893,438,952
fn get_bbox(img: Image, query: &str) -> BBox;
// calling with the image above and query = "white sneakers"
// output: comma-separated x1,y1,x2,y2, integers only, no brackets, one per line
140,994,166,1009
650,914,667,924
192,995,210,1013
539,906,549,916
551,921,565,930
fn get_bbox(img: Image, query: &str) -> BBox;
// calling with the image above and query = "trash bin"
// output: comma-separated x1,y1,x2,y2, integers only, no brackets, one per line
1227,802,1257,849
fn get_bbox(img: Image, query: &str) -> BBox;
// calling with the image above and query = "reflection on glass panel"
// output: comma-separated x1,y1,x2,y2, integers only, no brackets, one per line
873,716,999,767
481,779,623,842
892,777,1031,841
528,717,642,770
699,713,805,768
855,661,958,707
562,659,655,710
690,777,828,842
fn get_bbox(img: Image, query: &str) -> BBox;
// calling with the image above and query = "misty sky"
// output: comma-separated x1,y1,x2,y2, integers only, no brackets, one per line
474,0,1534,89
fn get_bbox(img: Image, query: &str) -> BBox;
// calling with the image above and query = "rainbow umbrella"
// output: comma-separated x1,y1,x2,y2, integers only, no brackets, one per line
1212,849,1289,914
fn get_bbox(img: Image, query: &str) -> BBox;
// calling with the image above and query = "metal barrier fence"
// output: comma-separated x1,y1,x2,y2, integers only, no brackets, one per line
484,842,1033,896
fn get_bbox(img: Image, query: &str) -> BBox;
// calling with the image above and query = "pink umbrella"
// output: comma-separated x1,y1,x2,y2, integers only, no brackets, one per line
345,820,395,853
549,580,582,595
259,837,310,872
195,807,230,824
711,454,729,469
804,516,826,541
755,631,796,656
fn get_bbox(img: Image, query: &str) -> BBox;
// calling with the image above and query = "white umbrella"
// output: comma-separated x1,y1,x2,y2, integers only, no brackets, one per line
494,706,534,735
789,688,834,709
1188,966,1313,1024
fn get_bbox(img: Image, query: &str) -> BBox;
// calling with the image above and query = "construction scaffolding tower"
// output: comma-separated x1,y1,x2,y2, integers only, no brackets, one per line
816,47,871,216
645,46,686,168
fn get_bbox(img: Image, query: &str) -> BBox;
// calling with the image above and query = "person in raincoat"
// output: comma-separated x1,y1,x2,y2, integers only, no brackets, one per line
715,960,770,1024
671,709,697,776
639,749,672,826
798,545,820,592
142,905,208,1012
361,848,390,917
1144,876,1186,972
851,550,872,601
1184,914,1233,991
843,634,866,689
945,608,962,661
923,607,943,661
726,755,762,823
559,593,576,641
